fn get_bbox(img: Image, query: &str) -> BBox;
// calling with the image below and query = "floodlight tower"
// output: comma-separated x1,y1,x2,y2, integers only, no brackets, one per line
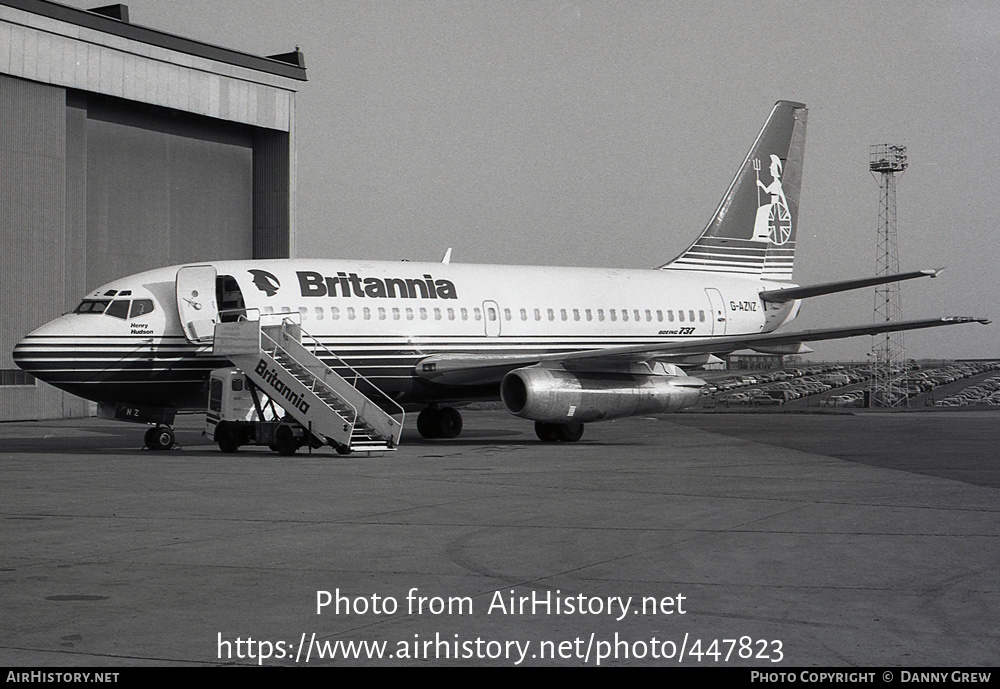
869,144,908,407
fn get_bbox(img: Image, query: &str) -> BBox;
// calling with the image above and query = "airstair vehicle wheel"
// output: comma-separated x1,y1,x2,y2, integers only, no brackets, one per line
273,426,298,456
215,422,240,453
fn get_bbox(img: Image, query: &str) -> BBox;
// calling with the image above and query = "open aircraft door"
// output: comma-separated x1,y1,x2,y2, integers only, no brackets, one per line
176,265,219,343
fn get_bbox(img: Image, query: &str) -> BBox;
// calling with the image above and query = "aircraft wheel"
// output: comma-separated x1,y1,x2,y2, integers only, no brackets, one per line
555,423,584,443
417,408,440,439
437,407,463,439
145,426,175,451
534,421,560,442
273,426,298,456
215,422,240,453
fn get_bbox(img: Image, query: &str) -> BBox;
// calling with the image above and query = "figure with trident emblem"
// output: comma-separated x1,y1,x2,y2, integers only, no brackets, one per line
751,154,792,244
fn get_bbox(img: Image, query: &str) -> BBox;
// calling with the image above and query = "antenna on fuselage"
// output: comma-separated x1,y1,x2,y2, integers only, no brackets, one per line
441,248,453,264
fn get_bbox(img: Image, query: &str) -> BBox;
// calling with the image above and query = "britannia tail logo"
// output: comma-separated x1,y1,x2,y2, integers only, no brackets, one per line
751,154,792,245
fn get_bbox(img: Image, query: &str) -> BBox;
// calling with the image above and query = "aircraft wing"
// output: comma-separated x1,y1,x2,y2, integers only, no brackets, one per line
415,316,990,385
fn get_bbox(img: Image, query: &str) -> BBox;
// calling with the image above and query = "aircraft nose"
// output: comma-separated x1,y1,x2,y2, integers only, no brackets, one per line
12,316,72,380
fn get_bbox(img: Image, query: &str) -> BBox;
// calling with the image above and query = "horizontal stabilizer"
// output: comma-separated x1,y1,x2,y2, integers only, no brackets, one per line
759,269,940,303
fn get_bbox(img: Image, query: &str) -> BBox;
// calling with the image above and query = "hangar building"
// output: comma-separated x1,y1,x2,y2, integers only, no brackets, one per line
0,0,306,421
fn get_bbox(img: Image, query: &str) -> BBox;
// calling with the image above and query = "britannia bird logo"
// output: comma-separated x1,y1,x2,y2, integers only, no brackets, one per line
249,269,280,297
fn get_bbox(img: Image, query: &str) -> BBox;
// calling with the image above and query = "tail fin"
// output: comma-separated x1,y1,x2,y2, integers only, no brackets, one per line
660,100,807,282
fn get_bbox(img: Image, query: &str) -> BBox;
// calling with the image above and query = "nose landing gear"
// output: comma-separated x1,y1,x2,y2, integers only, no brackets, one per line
144,425,176,450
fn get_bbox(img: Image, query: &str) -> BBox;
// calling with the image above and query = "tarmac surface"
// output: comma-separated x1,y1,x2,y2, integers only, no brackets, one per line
1,409,997,667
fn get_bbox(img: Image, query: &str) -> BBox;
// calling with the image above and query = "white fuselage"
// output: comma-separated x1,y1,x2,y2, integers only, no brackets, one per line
13,259,798,409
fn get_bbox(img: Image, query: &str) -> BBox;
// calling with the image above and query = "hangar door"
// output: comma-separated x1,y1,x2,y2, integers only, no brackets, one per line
74,95,254,291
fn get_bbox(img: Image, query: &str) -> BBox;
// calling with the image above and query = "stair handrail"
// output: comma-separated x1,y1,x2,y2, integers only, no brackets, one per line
258,326,361,442
280,320,405,443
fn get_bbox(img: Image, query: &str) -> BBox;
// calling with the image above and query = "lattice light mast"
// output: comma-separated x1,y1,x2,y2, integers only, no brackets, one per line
869,144,908,407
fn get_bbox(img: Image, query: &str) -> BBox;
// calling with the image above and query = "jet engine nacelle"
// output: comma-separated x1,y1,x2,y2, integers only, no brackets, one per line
500,366,705,424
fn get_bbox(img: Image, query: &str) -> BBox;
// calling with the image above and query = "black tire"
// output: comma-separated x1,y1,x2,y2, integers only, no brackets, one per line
534,421,559,442
417,408,440,439
335,444,353,455
215,422,240,453
273,426,298,456
437,407,463,439
146,426,175,451
555,423,584,443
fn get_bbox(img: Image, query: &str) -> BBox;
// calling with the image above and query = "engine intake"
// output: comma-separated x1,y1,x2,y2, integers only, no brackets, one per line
500,366,705,423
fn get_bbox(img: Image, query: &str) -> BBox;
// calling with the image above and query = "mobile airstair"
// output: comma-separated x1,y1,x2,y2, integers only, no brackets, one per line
211,316,404,454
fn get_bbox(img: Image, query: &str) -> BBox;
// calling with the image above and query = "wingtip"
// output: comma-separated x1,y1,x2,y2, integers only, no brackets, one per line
942,316,991,325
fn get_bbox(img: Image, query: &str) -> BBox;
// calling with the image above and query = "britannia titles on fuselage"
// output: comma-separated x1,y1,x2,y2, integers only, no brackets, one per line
297,271,457,299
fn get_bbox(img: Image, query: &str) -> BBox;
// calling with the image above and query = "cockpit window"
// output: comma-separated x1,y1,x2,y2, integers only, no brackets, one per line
74,299,110,314
129,299,154,318
105,300,131,319
73,298,155,319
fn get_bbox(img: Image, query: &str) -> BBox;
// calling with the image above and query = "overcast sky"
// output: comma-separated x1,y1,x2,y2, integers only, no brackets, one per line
65,0,999,360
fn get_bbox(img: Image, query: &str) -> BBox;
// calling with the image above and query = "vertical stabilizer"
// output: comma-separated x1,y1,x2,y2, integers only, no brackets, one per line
661,100,807,281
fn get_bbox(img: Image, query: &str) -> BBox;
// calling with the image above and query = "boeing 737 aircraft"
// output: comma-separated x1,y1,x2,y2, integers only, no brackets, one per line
12,101,989,452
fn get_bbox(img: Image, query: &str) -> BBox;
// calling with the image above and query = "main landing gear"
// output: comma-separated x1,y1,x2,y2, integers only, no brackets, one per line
144,425,176,451
417,406,463,439
534,421,585,443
